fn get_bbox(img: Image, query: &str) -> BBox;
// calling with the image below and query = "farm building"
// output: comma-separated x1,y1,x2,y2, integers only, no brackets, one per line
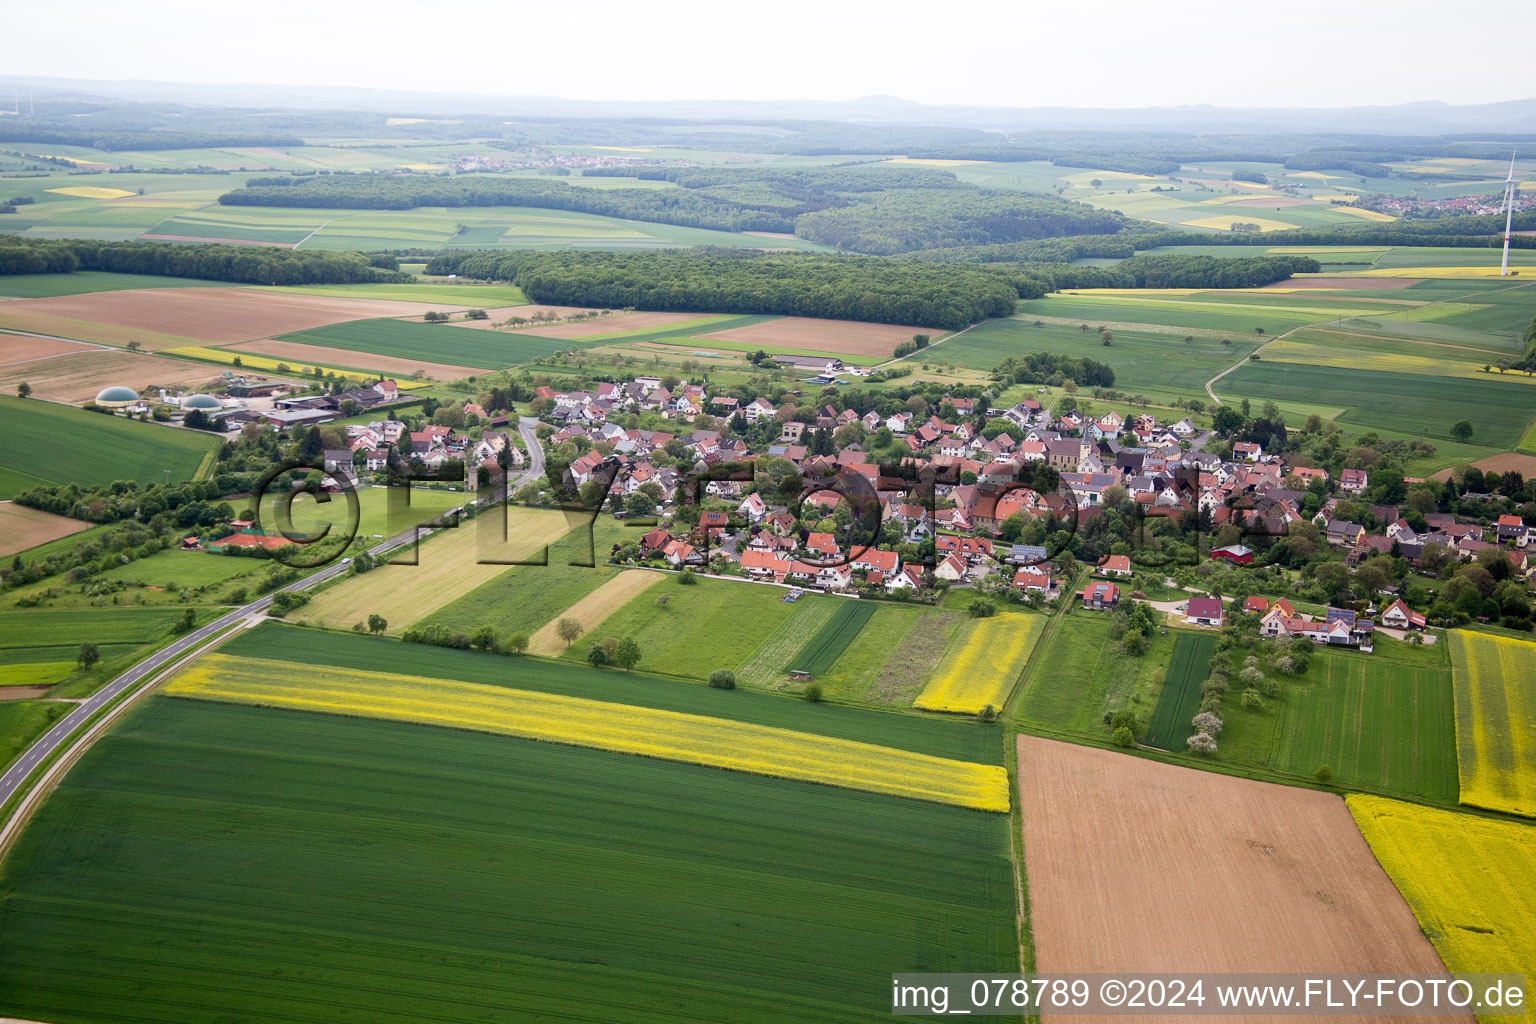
1210,544,1253,564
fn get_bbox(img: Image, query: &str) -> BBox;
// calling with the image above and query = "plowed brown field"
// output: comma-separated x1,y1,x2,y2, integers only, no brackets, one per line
1015,737,1456,1024
0,288,451,348
0,350,222,402
698,316,932,357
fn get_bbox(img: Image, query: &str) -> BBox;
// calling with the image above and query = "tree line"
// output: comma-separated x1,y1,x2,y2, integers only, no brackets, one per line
219,174,802,233
424,249,1018,330
0,237,411,285
1013,254,1321,291
0,127,305,151
907,219,1536,264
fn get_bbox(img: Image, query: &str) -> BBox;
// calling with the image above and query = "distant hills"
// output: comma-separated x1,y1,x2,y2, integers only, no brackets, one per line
2,74,1535,134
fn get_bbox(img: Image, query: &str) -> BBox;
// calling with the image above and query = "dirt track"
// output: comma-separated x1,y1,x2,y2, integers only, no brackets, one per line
1015,736,1458,1023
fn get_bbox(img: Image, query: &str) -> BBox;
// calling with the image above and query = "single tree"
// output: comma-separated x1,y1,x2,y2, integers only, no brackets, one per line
556,617,584,647
16,382,31,399
585,645,608,667
708,669,736,689
77,642,100,670
1313,764,1334,785
614,637,641,671
804,683,823,703
1450,420,1474,442
471,625,498,651
367,614,387,634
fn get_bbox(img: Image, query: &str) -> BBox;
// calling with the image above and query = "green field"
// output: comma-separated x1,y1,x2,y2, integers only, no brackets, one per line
0,607,190,695
1263,647,1457,801
787,601,877,675
736,598,839,689
265,281,530,306
0,272,235,298
0,696,1015,1023
1215,361,1535,449
90,549,263,590
932,316,1261,399
0,397,219,499
0,701,64,770
421,519,628,637
274,317,606,369
1013,612,1176,739
564,575,799,678
225,622,1003,762
1143,632,1217,750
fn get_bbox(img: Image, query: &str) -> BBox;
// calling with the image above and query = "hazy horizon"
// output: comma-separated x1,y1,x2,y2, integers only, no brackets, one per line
10,0,1535,111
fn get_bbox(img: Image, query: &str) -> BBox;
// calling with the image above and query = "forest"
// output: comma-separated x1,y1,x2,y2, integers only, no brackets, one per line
1010,254,1322,291
0,237,410,285
0,127,305,151
424,249,1018,329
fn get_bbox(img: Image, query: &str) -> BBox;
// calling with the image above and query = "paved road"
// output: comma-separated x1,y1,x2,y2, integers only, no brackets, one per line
0,417,547,811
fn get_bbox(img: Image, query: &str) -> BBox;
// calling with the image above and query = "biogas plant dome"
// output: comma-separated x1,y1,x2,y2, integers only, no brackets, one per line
93,386,140,408
181,394,222,410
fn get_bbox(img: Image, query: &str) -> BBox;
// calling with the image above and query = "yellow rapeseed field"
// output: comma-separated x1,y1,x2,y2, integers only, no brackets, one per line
1448,631,1536,818
1348,795,1535,1019
1329,205,1396,222
166,654,1011,812
1179,214,1297,233
164,346,432,389
914,613,1043,714
1357,267,1524,279
45,186,136,199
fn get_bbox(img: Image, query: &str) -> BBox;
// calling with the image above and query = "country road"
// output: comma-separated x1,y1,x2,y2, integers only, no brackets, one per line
0,417,547,817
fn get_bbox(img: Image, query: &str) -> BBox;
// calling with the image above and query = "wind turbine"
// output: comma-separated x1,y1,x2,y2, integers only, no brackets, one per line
1501,150,1518,277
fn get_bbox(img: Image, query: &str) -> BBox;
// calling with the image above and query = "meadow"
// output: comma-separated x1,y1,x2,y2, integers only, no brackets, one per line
1013,611,1175,740
1447,631,1536,818
165,653,1009,810
274,317,605,369
786,600,877,676
0,396,218,499
913,611,1044,714
89,549,265,590
1349,795,1535,1019
0,696,1015,1024
563,575,799,679
1142,632,1217,750
0,701,65,770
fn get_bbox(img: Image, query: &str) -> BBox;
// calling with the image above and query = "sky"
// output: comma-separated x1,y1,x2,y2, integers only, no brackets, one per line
10,0,1535,109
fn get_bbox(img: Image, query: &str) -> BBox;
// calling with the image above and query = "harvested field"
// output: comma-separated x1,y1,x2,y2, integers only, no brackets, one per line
1265,276,1419,290
1016,736,1455,1018
0,685,51,701
0,288,454,348
225,338,488,379
0,332,92,364
0,349,221,403
528,569,662,655
502,310,705,339
1430,452,1536,483
0,502,89,557
300,509,573,632
699,316,932,358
